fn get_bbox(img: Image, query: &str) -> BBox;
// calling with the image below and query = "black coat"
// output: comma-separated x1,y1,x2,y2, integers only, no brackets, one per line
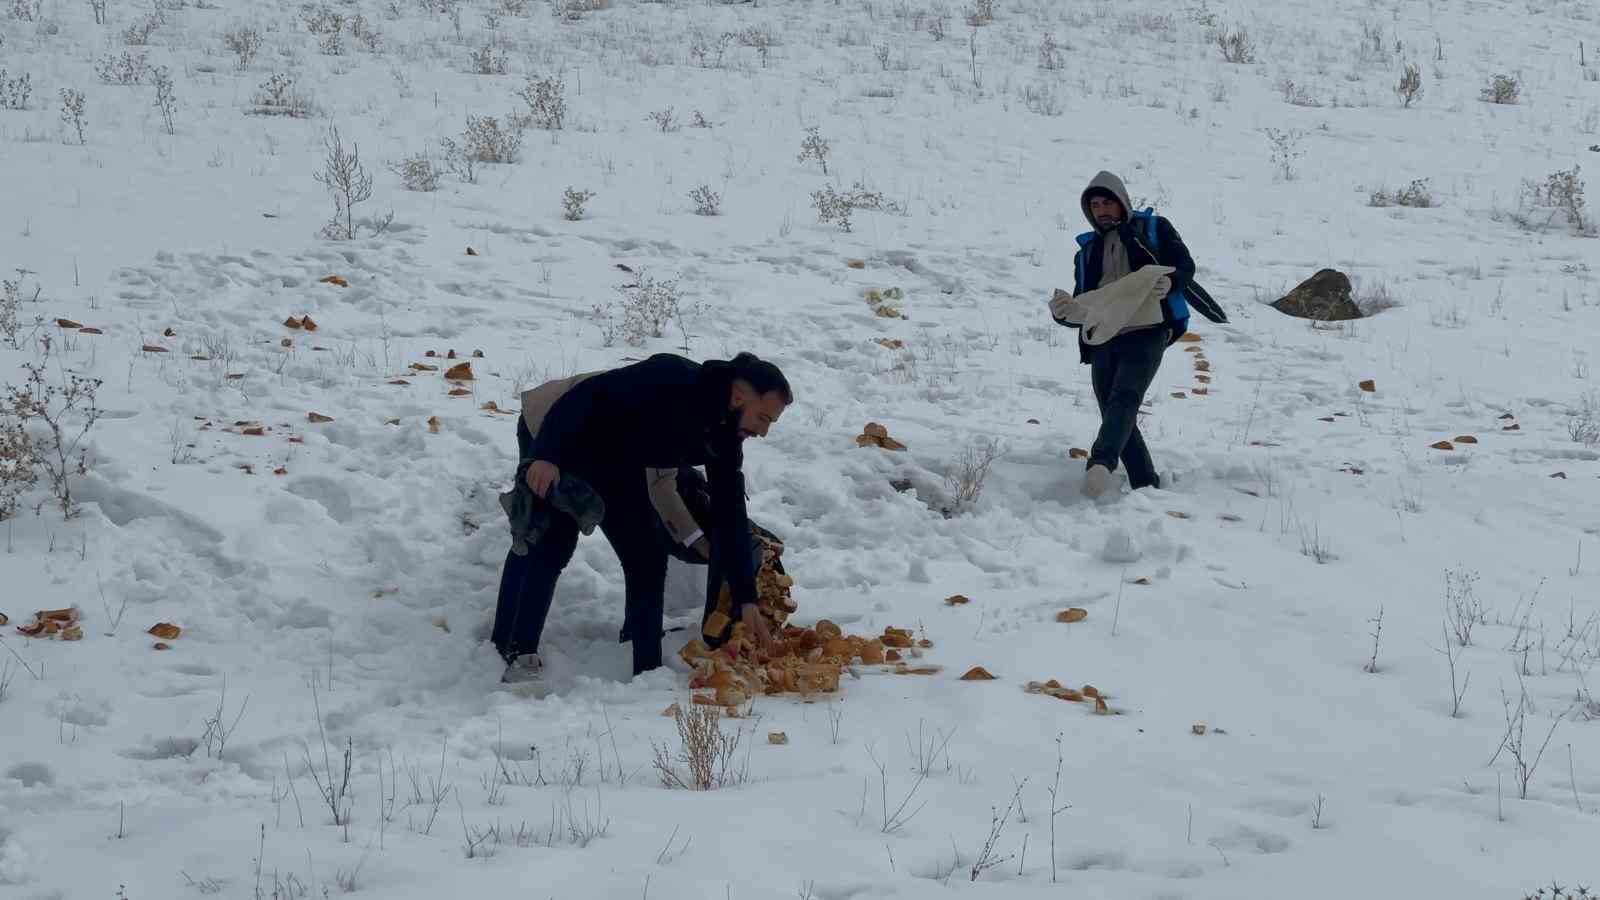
531,353,758,609
1069,216,1197,364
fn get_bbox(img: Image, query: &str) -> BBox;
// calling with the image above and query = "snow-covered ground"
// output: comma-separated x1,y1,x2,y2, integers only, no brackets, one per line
3,0,1600,896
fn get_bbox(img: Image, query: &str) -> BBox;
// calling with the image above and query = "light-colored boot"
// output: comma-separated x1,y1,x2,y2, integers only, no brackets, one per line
1082,464,1114,499
500,652,544,685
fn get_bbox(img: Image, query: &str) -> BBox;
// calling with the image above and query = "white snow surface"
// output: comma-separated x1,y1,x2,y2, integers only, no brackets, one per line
3,0,1600,897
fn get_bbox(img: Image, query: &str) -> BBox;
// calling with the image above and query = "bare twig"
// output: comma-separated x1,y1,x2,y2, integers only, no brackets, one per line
282,751,305,828
200,674,249,761
301,679,352,836
1434,618,1471,717
0,636,40,681
1047,733,1071,883
1363,604,1385,673
970,779,1025,881
1570,744,1584,813
826,702,845,745
866,746,929,835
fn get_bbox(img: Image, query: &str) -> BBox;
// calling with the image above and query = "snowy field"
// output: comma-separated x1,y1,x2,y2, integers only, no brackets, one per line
3,0,1600,896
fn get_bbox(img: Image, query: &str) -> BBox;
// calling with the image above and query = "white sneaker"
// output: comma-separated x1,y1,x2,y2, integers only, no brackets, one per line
1082,464,1114,499
500,652,544,685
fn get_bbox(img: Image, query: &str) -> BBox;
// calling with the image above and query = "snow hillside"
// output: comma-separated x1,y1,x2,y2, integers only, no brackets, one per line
3,0,1600,896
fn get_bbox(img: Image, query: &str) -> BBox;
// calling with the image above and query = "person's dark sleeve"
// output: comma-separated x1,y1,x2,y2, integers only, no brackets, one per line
529,383,599,470
706,442,757,614
1156,218,1196,296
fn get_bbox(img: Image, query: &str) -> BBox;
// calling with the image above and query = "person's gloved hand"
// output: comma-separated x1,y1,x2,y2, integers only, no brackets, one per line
1148,275,1172,301
1048,288,1074,321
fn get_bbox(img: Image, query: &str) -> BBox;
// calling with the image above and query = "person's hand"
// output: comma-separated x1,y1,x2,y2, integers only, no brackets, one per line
1048,288,1074,320
692,536,712,561
1148,275,1172,300
740,604,775,653
525,460,559,498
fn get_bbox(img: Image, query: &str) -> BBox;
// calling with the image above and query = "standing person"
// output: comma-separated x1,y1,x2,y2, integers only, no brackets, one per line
1049,171,1226,498
492,352,792,685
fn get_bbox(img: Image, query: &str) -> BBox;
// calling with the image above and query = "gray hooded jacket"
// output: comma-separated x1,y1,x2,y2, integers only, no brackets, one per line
1050,171,1174,343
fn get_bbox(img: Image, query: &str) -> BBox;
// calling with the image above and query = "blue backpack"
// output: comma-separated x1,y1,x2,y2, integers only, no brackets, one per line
1074,209,1227,325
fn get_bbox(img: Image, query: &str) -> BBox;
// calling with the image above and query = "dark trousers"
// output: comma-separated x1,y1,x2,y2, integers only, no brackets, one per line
1088,328,1166,490
491,420,669,675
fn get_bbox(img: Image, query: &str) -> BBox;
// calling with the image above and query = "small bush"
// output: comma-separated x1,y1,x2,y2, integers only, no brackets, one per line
463,114,524,163
518,75,565,130
59,88,86,144
303,5,346,55
1523,884,1598,900
1396,62,1422,107
0,277,24,350
438,115,526,182
313,126,373,241
796,126,829,174
651,703,747,791
249,73,311,117
152,65,177,135
1540,167,1589,233
943,436,1003,515
0,374,37,518
810,182,901,233
690,110,711,129
0,70,33,110
388,154,440,192
1277,79,1321,108
612,271,681,346
689,185,722,216
561,187,594,221
965,0,994,27
648,107,678,132
96,51,150,85
1480,73,1520,105
688,31,734,68
1038,32,1064,71
223,26,263,69
1216,26,1254,64
1264,127,1305,182
1369,178,1434,208
738,26,773,65
1022,82,1063,116
470,44,509,75
1569,391,1600,447
7,363,102,518
123,13,160,46
438,138,477,183
349,15,381,52
552,0,610,21
1354,280,1401,316
1356,19,1387,67
0,403,37,521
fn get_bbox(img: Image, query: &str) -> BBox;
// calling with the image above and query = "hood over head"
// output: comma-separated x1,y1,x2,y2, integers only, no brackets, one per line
1080,171,1134,231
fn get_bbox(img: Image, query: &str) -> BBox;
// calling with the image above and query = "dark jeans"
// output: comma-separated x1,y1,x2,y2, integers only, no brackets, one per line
491,420,669,676
1088,327,1166,490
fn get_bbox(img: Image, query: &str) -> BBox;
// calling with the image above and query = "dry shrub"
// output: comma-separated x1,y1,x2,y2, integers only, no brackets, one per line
652,703,747,791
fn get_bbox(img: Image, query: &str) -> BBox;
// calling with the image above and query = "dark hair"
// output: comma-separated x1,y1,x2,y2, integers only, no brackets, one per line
730,352,793,405
1084,187,1121,207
